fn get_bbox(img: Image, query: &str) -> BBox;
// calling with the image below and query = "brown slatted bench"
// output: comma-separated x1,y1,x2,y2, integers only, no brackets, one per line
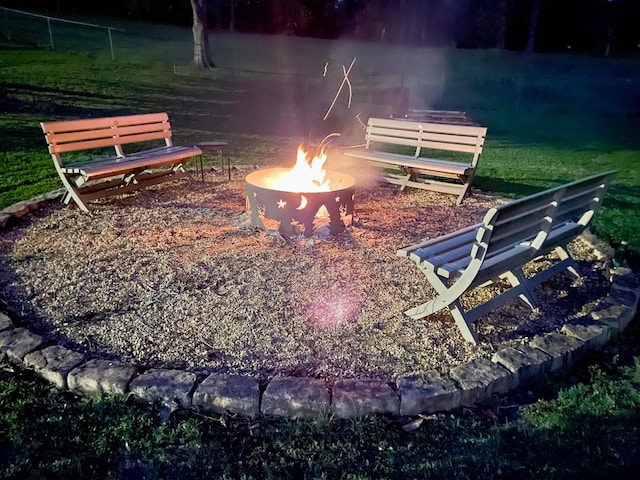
41,112,202,212
343,117,487,205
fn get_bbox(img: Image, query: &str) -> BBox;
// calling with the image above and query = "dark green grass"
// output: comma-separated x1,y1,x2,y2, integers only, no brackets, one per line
1,18,640,478
1,341,639,479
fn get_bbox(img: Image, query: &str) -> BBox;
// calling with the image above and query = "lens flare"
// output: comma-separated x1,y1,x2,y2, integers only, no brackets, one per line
304,287,361,330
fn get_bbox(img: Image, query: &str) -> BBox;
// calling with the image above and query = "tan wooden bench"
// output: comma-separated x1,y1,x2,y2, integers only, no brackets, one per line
396,171,616,344
41,112,202,212
343,117,487,205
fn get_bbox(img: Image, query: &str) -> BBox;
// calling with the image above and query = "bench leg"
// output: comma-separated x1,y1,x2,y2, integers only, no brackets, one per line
397,170,413,191
55,170,91,213
528,246,581,288
502,268,539,310
403,271,482,344
411,267,538,344
123,173,136,186
404,299,480,345
449,300,481,344
551,246,581,280
455,175,473,206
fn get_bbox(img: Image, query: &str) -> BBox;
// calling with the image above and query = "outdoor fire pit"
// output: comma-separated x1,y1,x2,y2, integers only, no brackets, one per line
245,146,356,237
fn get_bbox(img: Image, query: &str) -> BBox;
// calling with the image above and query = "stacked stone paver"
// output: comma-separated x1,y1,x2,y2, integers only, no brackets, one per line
491,344,553,388
332,379,399,417
1,194,638,418
397,370,461,416
24,345,86,389
262,377,330,418
67,359,137,395
192,374,260,416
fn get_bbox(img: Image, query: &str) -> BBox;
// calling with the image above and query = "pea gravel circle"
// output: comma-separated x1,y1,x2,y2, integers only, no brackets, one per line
0,172,611,384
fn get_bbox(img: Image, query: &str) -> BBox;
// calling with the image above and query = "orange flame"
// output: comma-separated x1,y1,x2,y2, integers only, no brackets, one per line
264,146,331,193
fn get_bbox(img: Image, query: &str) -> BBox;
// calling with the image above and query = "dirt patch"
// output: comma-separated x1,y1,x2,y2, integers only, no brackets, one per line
0,170,611,383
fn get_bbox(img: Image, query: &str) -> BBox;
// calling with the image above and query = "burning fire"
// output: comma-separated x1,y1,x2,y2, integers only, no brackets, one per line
264,146,331,193
244,134,355,237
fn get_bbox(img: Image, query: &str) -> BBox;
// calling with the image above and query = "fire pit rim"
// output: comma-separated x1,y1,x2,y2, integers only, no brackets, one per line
244,166,356,193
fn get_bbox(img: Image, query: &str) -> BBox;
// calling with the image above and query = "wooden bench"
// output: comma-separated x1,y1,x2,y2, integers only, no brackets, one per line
396,171,616,344
394,109,478,126
41,112,202,212
343,117,487,205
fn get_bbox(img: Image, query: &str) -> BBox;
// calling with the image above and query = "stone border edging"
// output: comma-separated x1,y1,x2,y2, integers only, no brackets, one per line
1,191,638,419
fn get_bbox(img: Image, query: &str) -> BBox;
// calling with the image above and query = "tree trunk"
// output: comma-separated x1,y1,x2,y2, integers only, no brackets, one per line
524,0,542,54
230,0,236,32
603,0,617,57
190,0,215,68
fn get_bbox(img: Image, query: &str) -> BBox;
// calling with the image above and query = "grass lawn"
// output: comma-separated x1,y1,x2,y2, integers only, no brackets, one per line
1,333,638,479
1,15,639,478
2,26,638,254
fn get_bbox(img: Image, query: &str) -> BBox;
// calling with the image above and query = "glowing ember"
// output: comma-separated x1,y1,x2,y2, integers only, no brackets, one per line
263,146,331,192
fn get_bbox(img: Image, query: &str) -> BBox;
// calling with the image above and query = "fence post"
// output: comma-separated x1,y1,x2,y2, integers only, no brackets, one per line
108,28,114,61
47,17,54,50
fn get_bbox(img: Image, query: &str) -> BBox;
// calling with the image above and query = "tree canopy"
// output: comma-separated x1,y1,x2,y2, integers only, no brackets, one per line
7,0,640,56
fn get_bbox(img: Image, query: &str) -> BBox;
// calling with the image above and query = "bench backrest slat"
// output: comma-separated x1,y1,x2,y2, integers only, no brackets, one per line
419,140,484,155
483,189,563,256
481,171,615,264
555,194,601,226
553,174,612,227
368,126,484,148
406,171,615,273
366,133,421,149
365,117,486,162
48,131,171,155
41,113,169,133
41,113,173,157
367,117,486,136
48,122,172,144
411,228,481,268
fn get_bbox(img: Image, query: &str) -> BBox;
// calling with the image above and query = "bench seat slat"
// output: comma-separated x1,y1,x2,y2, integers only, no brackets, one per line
418,242,476,273
471,243,536,285
412,233,478,259
62,145,201,179
344,149,472,175
422,239,538,282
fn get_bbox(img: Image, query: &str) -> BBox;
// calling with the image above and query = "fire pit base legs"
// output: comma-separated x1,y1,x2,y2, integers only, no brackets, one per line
245,188,355,238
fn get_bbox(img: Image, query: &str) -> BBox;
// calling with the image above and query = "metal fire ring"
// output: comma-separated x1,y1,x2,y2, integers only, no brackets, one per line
245,167,356,237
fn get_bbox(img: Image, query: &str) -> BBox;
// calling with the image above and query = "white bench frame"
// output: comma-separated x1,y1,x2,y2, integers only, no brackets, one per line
344,117,487,205
41,112,202,212
397,171,616,344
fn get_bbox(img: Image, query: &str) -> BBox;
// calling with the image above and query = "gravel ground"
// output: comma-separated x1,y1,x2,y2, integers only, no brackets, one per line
0,169,611,383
